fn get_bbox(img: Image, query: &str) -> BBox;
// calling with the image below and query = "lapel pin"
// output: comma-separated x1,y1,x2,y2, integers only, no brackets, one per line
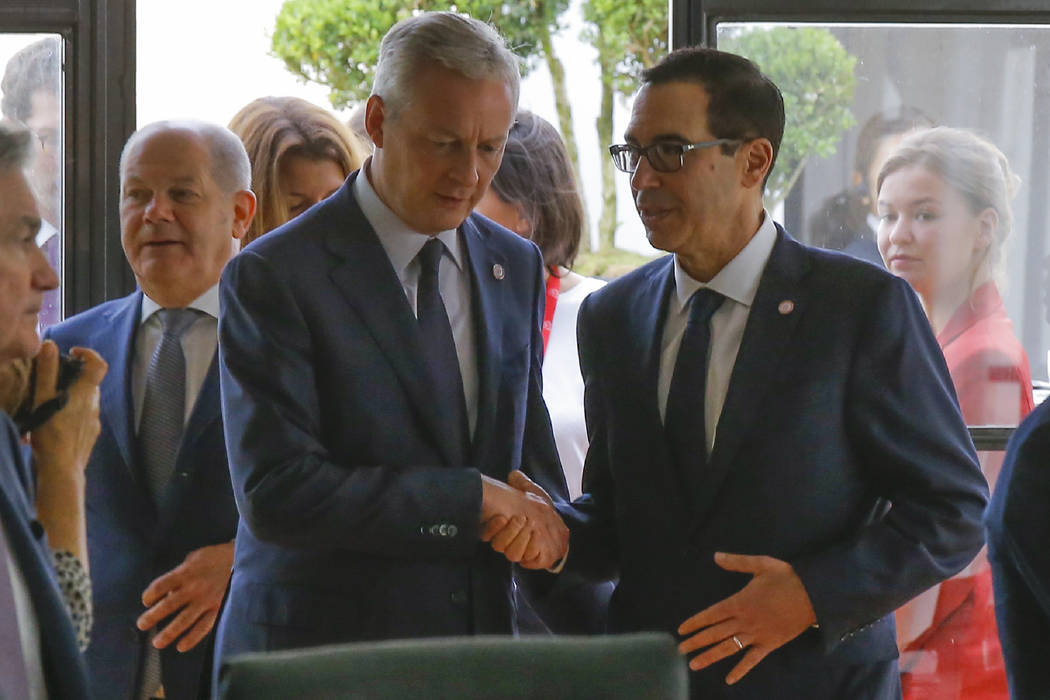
492,263,505,281
778,300,795,315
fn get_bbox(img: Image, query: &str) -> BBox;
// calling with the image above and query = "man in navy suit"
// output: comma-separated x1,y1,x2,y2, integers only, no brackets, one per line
214,11,569,665
47,120,256,699
0,121,105,700
549,47,988,699
986,397,1050,697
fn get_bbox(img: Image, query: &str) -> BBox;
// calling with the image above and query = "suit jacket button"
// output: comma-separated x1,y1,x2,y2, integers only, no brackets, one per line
29,519,45,539
450,590,467,605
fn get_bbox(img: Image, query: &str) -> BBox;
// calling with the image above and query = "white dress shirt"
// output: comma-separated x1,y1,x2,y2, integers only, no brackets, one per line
354,163,479,437
4,530,46,700
133,285,220,430
657,212,778,454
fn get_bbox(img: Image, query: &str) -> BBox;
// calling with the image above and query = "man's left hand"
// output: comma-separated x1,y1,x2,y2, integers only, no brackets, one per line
136,541,234,652
677,552,817,685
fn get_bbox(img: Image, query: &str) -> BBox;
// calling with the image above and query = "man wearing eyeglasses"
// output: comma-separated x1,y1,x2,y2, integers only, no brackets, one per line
547,46,988,699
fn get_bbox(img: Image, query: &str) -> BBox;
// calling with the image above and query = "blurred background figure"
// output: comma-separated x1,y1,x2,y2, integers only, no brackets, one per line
475,109,610,635
476,109,604,499
877,125,1032,700
2,37,63,329
809,106,934,266
229,96,367,247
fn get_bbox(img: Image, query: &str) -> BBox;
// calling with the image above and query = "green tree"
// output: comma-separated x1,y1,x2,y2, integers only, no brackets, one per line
719,26,857,208
581,0,667,251
270,0,588,238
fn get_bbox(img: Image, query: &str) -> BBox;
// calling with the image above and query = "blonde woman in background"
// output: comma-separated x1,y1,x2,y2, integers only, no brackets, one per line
877,126,1032,700
229,96,367,247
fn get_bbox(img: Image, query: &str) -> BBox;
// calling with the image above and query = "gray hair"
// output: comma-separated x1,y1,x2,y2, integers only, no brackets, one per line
120,119,251,194
371,12,520,118
0,122,31,172
878,126,1021,285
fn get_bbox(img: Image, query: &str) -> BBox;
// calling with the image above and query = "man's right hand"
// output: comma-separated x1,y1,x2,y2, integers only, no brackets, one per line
480,470,568,569
30,342,107,476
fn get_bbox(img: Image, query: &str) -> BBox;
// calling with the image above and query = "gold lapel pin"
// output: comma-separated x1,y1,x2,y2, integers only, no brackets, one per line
492,263,505,280
778,300,795,315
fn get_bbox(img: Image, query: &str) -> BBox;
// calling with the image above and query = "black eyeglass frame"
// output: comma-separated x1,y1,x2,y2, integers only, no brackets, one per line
608,138,741,173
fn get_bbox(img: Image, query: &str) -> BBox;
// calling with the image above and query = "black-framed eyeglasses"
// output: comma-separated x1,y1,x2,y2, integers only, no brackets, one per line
608,139,739,174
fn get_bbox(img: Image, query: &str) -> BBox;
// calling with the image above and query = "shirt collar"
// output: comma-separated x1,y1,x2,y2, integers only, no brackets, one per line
140,283,220,325
673,211,778,312
353,158,464,277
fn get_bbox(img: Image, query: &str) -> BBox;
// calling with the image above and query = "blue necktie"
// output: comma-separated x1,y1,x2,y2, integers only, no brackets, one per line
665,288,725,495
417,239,469,464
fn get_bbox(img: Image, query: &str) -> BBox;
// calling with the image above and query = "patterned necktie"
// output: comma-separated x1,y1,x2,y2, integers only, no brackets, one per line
417,238,469,463
138,308,198,508
665,288,725,495
136,308,198,700
0,529,30,700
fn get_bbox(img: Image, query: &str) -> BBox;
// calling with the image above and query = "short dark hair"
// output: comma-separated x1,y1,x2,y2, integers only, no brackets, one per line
642,47,784,181
488,110,584,270
853,106,935,177
1,38,60,122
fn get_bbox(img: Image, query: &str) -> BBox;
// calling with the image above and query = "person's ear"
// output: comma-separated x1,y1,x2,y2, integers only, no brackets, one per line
739,138,774,190
231,190,257,243
365,95,386,149
975,207,998,253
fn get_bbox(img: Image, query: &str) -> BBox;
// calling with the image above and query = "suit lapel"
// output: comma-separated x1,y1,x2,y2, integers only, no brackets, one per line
629,259,692,520
462,217,505,474
689,229,810,535
324,175,461,467
97,292,142,479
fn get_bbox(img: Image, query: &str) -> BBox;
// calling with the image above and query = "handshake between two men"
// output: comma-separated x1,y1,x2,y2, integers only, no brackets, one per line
479,470,569,570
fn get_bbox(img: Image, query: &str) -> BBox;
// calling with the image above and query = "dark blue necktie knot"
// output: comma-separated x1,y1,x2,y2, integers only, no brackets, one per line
686,288,725,327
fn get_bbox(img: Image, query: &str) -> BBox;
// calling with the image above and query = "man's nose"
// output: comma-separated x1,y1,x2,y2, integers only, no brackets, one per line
31,244,59,292
449,148,480,187
143,194,174,222
630,155,660,191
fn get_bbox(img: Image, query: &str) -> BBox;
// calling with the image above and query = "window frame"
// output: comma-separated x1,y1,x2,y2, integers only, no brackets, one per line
673,0,1050,450
0,0,137,316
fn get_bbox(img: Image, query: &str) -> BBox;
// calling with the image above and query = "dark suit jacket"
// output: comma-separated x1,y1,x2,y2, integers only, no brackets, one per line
567,227,988,699
986,398,1050,698
0,414,92,699
214,172,566,663
46,292,239,700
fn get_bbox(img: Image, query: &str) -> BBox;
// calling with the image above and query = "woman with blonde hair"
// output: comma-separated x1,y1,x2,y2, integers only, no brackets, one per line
877,126,1032,699
229,96,367,247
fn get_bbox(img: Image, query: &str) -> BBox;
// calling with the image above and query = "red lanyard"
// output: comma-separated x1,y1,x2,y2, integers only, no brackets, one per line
542,269,561,355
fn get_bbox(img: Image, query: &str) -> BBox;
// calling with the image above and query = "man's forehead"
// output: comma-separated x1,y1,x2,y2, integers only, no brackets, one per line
123,131,213,183
626,82,710,142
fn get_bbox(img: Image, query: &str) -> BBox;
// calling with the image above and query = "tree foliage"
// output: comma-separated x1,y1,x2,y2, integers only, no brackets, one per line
580,0,667,250
719,26,857,207
271,0,568,111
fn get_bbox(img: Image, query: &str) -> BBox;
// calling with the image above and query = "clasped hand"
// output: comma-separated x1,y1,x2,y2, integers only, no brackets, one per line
479,470,568,570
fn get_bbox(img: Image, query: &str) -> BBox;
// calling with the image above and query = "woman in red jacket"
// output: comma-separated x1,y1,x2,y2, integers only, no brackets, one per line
877,126,1033,699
